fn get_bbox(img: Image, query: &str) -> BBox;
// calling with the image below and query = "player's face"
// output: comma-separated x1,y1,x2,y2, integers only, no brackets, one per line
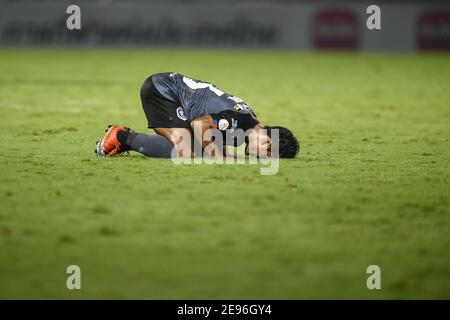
246,129,272,158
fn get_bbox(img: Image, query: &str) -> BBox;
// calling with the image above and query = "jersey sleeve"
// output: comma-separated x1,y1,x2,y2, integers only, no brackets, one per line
210,109,259,133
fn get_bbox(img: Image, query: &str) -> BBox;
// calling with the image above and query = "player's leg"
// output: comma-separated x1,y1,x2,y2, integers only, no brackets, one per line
153,127,193,158
95,125,174,158
140,76,193,157
95,76,193,158
96,126,193,158
121,127,195,158
118,129,173,158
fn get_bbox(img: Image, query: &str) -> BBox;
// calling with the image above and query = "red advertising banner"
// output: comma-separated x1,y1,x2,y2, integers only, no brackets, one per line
313,9,359,50
418,11,450,51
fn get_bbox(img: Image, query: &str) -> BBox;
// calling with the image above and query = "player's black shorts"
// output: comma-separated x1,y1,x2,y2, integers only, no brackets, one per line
140,76,190,129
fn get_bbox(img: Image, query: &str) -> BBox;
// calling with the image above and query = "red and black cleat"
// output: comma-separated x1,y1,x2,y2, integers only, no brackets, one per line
95,125,132,157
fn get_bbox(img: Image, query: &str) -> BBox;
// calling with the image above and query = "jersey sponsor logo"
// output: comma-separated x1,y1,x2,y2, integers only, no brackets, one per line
176,107,187,121
218,119,229,130
230,118,238,133
233,103,252,112
233,104,243,111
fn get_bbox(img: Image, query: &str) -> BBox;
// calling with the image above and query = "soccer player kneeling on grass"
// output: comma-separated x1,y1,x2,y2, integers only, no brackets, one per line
95,72,299,159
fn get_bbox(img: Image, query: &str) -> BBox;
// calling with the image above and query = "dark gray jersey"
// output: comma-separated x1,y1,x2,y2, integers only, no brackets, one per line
151,72,259,132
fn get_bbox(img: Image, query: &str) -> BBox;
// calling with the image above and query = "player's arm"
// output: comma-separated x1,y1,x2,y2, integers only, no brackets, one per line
190,115,223,158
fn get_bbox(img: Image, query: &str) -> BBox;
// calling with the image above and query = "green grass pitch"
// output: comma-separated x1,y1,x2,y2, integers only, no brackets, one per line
0,49,449,299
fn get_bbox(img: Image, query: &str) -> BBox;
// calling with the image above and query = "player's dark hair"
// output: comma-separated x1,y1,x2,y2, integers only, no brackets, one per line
266,126,300,158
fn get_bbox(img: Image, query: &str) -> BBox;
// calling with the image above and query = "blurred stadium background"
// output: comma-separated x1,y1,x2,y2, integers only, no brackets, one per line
1,0,449,51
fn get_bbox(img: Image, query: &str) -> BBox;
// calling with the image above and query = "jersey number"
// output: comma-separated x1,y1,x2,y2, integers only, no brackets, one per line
183,77,225,97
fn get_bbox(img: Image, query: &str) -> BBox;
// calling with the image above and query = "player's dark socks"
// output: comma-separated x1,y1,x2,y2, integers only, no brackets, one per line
120,131,173,158
117,129,131,146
